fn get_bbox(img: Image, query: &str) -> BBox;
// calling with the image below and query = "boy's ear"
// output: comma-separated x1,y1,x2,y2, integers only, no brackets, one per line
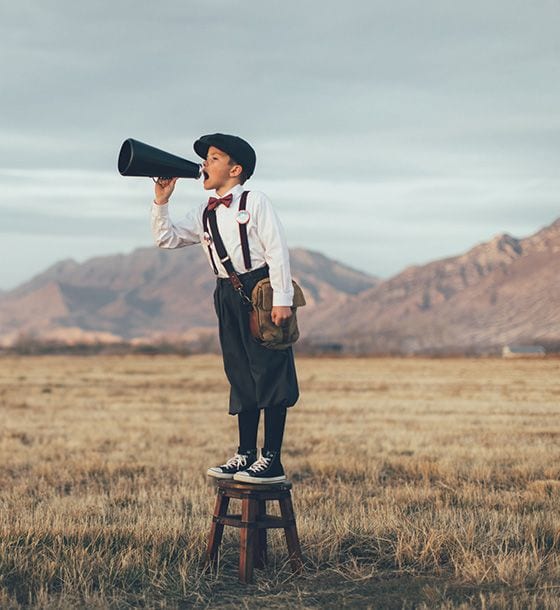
229,164,243,178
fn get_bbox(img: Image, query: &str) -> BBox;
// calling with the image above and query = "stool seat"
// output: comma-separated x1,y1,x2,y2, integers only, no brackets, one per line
205,479,303,583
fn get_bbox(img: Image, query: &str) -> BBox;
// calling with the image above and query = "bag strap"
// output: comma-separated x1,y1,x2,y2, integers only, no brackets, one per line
238,190,252,270
206,208,252,306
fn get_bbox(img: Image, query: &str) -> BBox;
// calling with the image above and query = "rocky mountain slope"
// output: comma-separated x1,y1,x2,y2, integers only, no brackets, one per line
1,218,558,353
304,219,560,353
0,247,377,345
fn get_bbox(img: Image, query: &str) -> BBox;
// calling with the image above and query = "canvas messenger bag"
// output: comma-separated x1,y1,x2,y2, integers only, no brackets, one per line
249,277,306,349
203,192,306,350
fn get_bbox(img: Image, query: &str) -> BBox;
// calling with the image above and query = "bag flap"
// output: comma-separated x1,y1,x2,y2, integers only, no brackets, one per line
252,278,306,310
292,282,306,307
252,278,272,310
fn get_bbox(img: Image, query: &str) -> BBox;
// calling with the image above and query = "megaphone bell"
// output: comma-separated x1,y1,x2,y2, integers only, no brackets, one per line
118,138,202,180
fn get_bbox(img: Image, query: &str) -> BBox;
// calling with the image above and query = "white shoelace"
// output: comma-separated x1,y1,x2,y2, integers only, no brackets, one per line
222,453,248,469
248,454,271,473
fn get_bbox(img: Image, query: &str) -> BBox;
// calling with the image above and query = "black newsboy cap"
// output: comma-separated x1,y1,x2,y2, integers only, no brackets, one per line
194,133,256,179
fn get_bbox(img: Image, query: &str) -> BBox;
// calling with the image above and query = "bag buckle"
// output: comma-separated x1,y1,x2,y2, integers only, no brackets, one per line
237,286,253,308
228,272,253,308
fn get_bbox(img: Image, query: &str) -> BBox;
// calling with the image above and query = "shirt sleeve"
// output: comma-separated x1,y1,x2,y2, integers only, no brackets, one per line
253,193,294,307
151,201,204,248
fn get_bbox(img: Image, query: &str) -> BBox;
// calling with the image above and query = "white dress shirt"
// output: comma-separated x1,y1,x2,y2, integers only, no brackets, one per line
151,184,294,306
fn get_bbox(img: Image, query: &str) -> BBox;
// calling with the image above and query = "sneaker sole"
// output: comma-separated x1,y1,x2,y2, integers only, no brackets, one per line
207,469,235,479
233,473,287,484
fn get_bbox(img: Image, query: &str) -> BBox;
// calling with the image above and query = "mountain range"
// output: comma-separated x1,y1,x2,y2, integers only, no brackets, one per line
1,218,558,354
303,218,560,353
0,246,377,348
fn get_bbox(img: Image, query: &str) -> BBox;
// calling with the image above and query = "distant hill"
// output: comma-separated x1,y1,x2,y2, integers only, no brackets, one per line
0,247,377,346
304,218,560,353
1,218,559,354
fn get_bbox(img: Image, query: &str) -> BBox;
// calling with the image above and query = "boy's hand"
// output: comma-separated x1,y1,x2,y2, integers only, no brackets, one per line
154,177,178,205
271,306,292,326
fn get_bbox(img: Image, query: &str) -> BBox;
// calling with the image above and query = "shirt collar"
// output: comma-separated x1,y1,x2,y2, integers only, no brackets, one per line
214,183,244,201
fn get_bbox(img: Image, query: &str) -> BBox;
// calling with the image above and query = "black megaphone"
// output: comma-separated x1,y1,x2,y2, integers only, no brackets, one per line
118,138,202,179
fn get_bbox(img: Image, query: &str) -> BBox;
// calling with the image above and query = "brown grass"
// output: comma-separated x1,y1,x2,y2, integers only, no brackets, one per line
1,355,560,609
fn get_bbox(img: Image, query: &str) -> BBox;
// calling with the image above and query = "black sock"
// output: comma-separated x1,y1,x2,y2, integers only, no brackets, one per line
264,407,287,454
238,409,260,453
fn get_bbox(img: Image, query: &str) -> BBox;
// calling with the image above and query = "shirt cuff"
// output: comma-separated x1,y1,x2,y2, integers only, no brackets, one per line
152,201,169,215
272,291,294,307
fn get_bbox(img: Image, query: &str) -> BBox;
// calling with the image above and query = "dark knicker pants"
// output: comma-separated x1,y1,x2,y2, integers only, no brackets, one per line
213,266,299,416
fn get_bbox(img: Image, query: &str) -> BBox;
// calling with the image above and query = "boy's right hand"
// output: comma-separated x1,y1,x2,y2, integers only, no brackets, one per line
154,177,178,205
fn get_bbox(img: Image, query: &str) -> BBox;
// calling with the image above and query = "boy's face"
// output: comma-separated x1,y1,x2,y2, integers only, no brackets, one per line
202,146,242,192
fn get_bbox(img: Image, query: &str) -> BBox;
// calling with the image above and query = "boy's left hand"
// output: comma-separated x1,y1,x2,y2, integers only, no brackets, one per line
271,306,292,326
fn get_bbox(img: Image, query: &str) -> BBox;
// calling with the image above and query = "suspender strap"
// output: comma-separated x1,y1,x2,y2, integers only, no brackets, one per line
207,208,252,306
239,190,252,270
202,207,219,275
207,209,235,276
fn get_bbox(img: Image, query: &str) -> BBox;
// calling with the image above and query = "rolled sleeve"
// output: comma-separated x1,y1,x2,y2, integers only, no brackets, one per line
272,289,295,307
151,201,203,248
253,193,294,307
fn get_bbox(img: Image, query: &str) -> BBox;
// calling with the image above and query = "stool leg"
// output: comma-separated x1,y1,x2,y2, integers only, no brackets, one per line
254,499,268,569
279,495,304,574
239,497,257,583
205,491,230,564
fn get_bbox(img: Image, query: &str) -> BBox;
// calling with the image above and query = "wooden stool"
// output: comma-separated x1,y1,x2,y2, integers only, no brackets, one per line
205,479,303,583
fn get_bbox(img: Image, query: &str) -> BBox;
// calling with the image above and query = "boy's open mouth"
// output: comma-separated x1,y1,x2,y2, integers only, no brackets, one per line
203,170,209,180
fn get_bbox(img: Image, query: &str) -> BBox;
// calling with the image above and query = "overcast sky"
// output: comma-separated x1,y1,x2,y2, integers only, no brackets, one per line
1,0,559,289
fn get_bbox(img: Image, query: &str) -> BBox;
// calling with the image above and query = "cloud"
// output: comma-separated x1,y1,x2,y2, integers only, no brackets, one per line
0,0,559,288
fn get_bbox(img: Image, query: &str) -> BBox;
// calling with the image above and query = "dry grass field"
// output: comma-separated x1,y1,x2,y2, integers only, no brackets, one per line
1,354,560,609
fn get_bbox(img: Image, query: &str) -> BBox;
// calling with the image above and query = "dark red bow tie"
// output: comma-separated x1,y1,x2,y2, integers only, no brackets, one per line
207,194,233,211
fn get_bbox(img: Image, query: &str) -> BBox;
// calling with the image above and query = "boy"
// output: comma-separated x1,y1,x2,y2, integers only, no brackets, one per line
151,133,299,484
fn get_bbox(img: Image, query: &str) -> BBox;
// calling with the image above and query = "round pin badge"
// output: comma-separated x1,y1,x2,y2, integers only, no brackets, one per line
202,231,212,245
236,210,251,224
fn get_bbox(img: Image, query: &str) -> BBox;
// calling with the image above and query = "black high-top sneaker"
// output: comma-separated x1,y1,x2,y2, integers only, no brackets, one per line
207,449,257,479
233,449,286,484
